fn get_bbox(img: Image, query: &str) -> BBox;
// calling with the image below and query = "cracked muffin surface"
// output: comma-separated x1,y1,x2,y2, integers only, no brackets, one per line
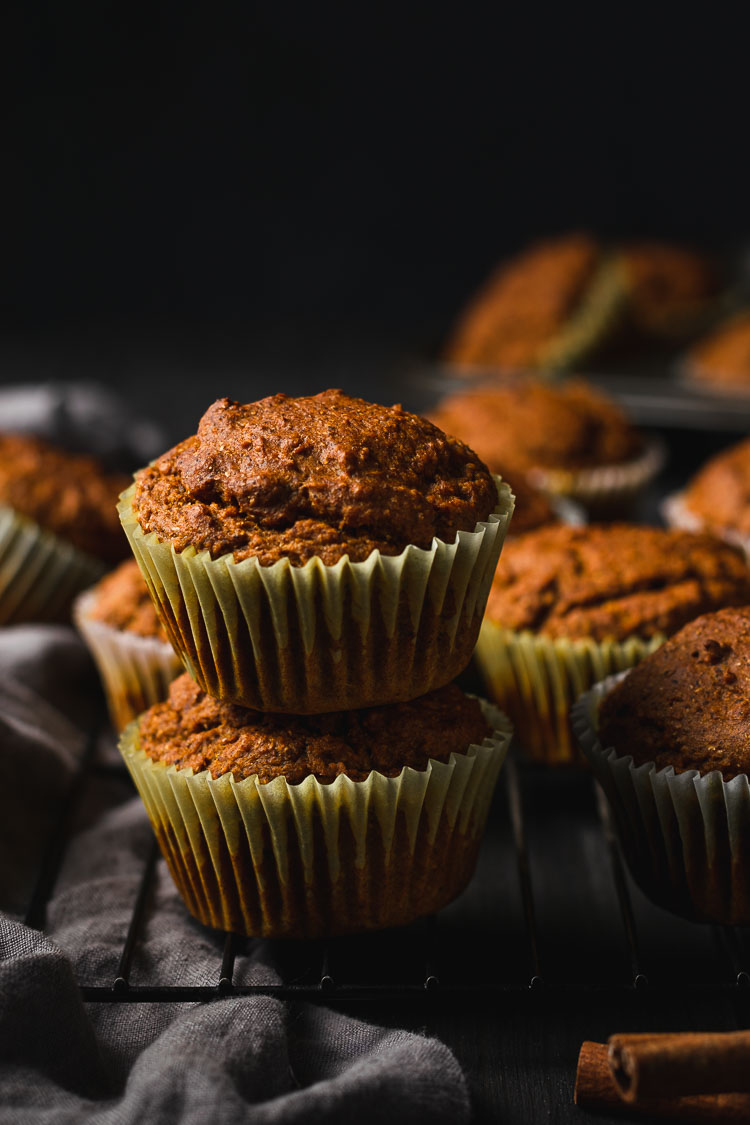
598,607,750,778
139,673,492,784
134,390,497,566
485,524,750,642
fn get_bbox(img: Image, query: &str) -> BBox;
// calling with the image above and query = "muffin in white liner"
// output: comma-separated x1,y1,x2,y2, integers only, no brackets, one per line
662,438,750,559
527,438,665,516
119,687,512,938
661,491,750,558
118,478,514,714
572,671,750,925
0,506,106,625
74,587,182,731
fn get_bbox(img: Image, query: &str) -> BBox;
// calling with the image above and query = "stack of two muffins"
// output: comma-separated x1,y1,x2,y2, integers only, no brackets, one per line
115,391,516,938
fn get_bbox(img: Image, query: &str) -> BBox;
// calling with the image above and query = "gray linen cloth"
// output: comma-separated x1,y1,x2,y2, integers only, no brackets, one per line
0,385,470,1124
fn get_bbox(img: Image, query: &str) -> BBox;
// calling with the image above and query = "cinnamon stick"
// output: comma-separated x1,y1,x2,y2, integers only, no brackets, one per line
575,1041,750,1123
608,1030,750,1101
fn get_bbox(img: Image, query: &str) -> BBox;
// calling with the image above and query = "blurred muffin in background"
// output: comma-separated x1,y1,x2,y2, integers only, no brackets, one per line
616,241,719,341
74,559,182,731
0,433,130,624
444,234,622,374
682,311,750,391
429,377,661,516
664,435,750,554
476,523,750,764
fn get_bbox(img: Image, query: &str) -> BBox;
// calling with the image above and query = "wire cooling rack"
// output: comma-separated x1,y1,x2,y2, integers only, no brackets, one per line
23,707,750,1011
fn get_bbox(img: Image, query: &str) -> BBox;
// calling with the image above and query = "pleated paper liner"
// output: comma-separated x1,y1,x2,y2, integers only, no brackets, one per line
572,673,750,925
662,492,750,560
74,590,183,731
0,505,106,626
527,440,665,519
119,699,512,938
536,256,627,374
118,478,515,713
474,625,664,766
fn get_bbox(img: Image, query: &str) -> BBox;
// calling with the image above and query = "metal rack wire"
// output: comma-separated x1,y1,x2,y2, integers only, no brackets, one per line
23,708,750,1010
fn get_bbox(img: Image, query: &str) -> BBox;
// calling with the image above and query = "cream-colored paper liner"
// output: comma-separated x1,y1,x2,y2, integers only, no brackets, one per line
0,505,105,626
74,589,183,731
527,440,665,514
118,478,514,713
119,699,512,938
572,672,750,925
662,492,750,560
474,625,664,765
538,257,626,373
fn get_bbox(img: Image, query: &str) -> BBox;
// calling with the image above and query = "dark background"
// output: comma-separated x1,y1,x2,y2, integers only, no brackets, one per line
5,3,750,405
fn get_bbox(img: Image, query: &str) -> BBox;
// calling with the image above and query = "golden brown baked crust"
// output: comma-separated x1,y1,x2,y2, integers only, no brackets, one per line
88,559,166,639
683,437,750,536
485,524,750,642
598,607,750,778
430,378,643,474
445,234,602,370
134,391,497,566
620,242,717,336
139,673,491,784
0,433,129,564
687,313,750,389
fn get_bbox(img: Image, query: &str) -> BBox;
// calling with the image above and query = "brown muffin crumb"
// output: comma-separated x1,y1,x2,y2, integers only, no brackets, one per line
88,559,167,640
133,390,497,566
598,607,750,779
619,242,717,337
486,524,750,642
503,474,558,534
0,433,129,564
430,378,643,474
139,673,492,784
687,312,750,390
682,437,750,537
445,234,602,370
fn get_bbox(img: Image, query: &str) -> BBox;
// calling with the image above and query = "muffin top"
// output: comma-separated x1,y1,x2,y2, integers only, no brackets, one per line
598,607,750,779
687,312,750,389
430,378,643,474
133,391,498,566
682,437,750,536
485,524,750,642
444,234,602,371
619,242,716,337
87,559,167,640
138,673,492,784
0,433,129,564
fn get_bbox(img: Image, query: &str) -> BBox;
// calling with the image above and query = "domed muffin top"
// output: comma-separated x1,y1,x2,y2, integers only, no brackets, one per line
138,673,492,784
430,378,642,474
0,432,129,564
682,437,750,536
87,559,166,640
133,391,498,566
597,606,750,779
485,523,750,642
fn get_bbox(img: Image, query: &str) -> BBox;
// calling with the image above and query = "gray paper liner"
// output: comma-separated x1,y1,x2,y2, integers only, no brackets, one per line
119,698,512,938
528,440,665,514
474,626,663,765
572,672,750,924
0,505,105,625
118,478,514,713
74,589,183,730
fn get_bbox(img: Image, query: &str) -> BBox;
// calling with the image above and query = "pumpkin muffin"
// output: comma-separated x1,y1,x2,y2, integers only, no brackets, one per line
683,311,750,392
574,607,750,924
475,524,750,763
74,560,182,731
429,378,660,515
617,242,718,340
0,432,130,624
664,436,750,553
120,673,512,937
119,390,514,713
444,234,622,374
